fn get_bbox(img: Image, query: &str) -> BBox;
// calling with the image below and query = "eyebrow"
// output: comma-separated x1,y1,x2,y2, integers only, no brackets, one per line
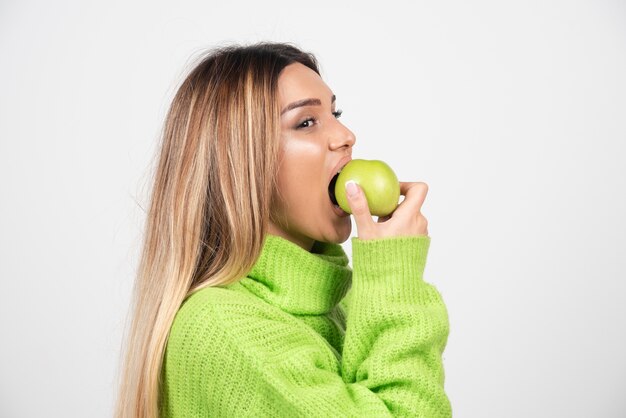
281,94,336,116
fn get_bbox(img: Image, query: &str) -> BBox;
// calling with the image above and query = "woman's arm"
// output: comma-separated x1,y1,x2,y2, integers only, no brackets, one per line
341,234,451,416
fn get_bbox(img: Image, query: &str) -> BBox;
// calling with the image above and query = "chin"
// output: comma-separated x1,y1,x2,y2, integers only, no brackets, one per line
340,224,353,242
327,221,352,244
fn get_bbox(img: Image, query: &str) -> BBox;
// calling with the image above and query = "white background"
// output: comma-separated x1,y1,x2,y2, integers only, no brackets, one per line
1,1,625,417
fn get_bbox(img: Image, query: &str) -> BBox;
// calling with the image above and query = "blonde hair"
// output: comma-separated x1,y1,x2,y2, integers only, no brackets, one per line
114,41,320,418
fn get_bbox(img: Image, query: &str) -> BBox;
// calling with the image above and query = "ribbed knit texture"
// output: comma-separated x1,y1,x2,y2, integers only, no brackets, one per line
159,233,451,417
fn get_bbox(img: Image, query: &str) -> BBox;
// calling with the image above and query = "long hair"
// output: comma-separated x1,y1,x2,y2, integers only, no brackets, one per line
114,41,320,418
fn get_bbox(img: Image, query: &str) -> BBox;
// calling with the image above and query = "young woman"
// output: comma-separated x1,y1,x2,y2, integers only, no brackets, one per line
114,41,451,417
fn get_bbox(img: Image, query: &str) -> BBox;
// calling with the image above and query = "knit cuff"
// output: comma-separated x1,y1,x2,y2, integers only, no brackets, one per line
351,235,431,286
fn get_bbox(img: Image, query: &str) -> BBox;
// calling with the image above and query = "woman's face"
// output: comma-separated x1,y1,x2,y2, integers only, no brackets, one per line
268,62,356,251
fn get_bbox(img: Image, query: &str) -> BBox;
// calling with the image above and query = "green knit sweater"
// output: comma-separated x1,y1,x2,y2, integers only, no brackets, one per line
160,234,451,417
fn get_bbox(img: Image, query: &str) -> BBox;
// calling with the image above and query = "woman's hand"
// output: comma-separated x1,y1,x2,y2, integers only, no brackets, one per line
345,181,429,241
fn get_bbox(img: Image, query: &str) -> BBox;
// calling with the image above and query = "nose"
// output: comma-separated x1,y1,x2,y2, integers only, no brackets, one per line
330,122,356,150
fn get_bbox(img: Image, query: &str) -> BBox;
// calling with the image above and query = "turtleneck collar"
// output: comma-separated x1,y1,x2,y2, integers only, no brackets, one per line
232,234,352,315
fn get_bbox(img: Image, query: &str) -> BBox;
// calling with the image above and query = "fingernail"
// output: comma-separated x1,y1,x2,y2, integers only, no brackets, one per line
346,180,358,197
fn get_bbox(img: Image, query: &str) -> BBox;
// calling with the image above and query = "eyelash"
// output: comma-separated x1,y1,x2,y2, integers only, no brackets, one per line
297,109,343,129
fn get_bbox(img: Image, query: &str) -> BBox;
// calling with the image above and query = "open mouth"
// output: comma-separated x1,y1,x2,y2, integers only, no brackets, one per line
328,171,341,206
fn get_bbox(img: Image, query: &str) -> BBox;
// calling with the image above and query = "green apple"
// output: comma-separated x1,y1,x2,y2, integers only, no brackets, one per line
333,159,400,217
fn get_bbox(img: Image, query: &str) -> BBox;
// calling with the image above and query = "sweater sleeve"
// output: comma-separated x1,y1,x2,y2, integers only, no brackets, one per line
342,235,451,416
161,235,451,418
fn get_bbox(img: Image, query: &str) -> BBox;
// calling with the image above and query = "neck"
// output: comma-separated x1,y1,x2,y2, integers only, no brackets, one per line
267,221,315,252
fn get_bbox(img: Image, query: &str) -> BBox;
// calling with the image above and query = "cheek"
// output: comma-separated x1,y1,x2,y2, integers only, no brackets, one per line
275,138,326,208
279,163,318,201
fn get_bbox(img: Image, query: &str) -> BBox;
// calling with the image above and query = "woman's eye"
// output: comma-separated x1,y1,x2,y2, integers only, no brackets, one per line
297,118,315,129
296,109,343,129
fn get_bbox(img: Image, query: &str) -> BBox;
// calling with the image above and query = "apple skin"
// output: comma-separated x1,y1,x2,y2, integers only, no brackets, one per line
334,159,400,217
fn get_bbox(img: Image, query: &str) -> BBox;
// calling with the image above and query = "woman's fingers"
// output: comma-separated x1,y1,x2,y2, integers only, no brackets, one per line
345,180,430,240
398,181,428,212
344,181,375,235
